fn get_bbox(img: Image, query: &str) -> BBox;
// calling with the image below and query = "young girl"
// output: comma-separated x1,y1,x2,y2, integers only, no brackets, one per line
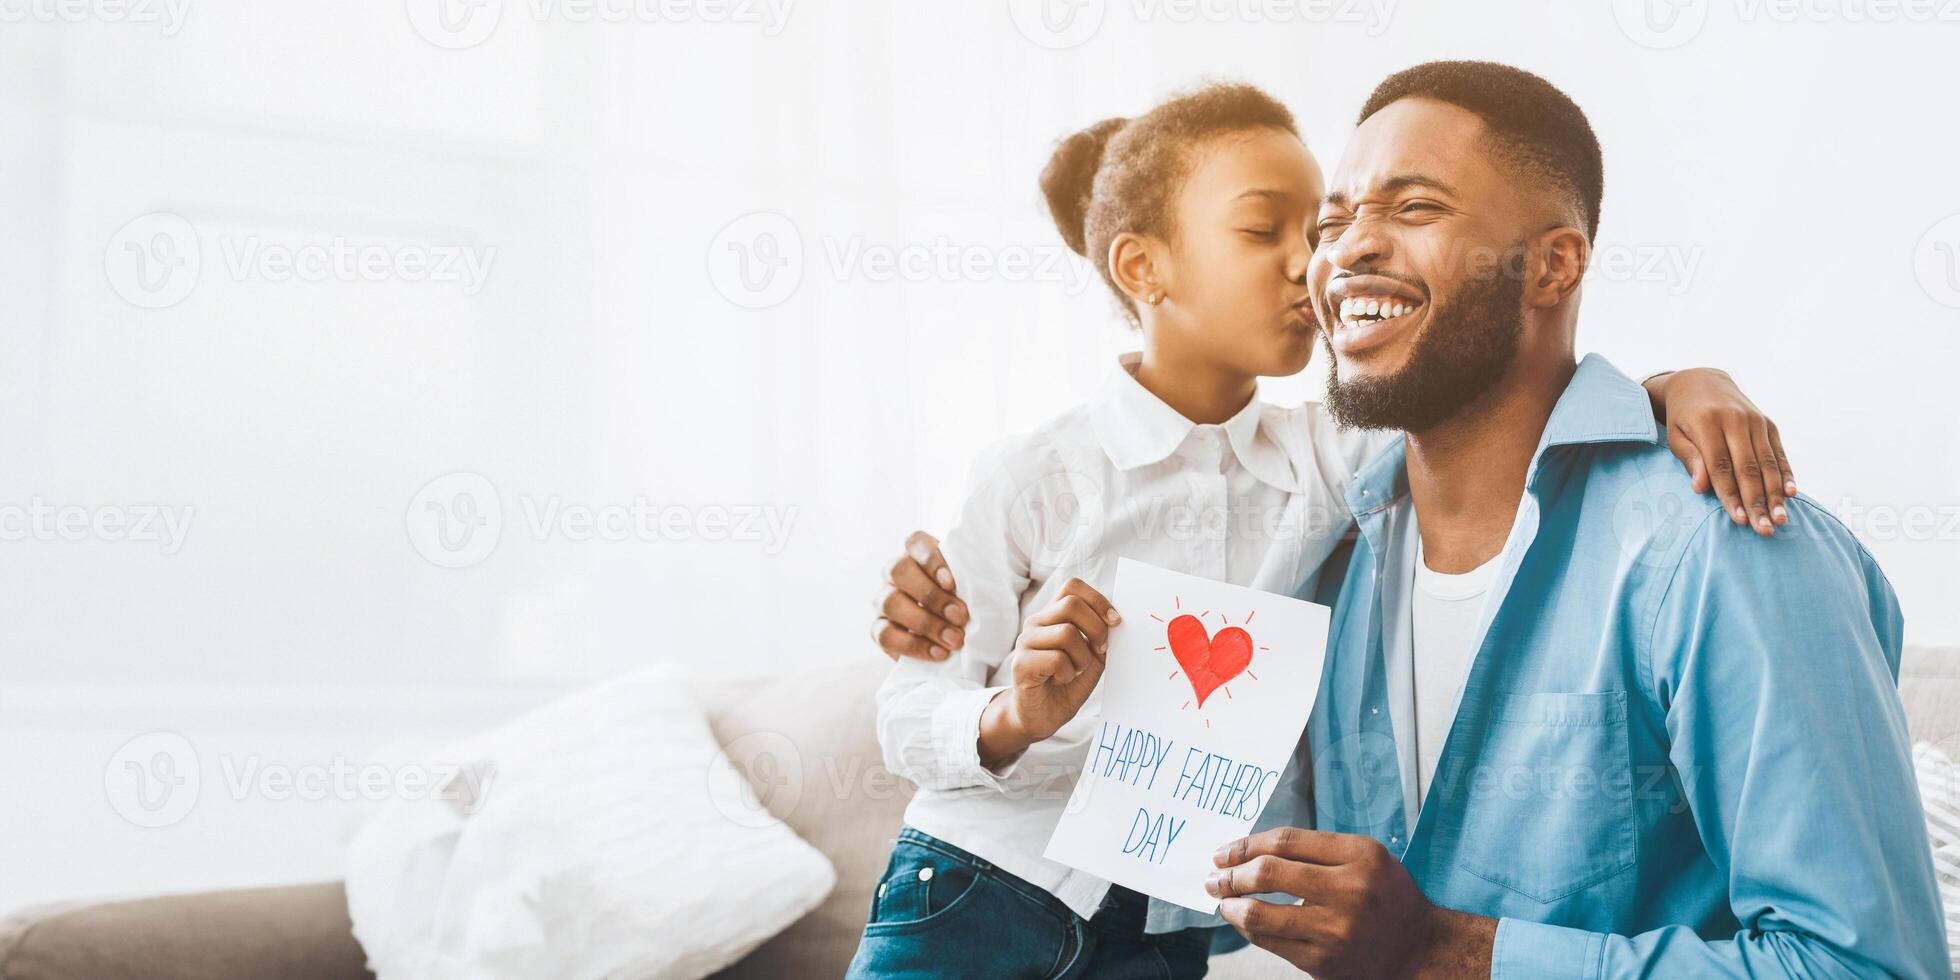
850,83,1790,979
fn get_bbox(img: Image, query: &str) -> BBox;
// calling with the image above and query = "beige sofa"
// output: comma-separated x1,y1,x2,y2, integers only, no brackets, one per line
5,647,1955,980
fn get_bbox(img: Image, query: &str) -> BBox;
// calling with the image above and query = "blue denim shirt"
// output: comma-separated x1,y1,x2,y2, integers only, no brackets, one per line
1295,355,1946,977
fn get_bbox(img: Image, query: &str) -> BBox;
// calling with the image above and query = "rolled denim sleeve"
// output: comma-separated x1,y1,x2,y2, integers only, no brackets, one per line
1490,499,1948,979
1492,918,1603,980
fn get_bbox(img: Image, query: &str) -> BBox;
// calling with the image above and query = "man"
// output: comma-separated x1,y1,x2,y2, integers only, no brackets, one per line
1187,61,1946,977
875,62,1945,977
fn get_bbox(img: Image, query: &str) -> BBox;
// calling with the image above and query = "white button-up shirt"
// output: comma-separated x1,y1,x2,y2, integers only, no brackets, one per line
875,352,1389,922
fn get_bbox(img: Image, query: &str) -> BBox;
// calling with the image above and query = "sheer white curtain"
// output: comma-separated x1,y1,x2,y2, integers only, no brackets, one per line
0,2,1337,695
558,9,1350,682
3,0,1954,911
0,2,1336,908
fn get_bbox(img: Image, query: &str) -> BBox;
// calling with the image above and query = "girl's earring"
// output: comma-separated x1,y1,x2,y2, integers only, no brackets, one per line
1147,291,1164,306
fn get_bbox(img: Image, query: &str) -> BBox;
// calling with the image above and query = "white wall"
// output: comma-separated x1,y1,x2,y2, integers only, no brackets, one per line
3,0,1955,910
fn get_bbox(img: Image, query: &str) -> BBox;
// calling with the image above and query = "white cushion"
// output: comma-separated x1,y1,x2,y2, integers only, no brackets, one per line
343,667,836,980
1911,741,1960,974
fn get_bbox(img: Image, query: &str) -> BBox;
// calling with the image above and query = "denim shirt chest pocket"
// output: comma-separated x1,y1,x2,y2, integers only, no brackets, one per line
1441,690,1638,904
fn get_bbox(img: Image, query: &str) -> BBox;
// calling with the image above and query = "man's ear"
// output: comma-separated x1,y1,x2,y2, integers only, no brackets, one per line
1526,226,1589,308
1107,231,1168,308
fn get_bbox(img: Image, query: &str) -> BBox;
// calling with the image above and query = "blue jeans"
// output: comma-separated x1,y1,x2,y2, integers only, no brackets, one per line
845,827,1212,979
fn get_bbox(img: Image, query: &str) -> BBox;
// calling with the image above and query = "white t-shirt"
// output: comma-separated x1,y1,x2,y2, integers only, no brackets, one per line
1410,540,1500,805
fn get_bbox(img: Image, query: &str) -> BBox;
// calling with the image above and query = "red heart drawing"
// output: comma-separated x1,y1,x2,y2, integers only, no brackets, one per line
1166,614,1254,709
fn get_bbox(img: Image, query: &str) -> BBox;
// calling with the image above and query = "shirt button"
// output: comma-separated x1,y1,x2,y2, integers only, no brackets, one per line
918,867,934,882
1371,707,1380,715
1390,836,1400,844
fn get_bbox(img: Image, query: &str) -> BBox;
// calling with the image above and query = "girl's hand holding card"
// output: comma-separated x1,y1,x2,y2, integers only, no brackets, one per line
980,579,1124,764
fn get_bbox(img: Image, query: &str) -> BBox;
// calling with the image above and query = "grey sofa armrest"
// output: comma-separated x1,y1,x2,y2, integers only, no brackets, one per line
0,882,372,980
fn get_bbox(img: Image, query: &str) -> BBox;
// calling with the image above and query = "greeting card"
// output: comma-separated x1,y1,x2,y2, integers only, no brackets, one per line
1043,558,1330,912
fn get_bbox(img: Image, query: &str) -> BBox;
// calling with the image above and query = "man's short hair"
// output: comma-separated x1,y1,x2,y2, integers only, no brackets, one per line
1358,61,1604,240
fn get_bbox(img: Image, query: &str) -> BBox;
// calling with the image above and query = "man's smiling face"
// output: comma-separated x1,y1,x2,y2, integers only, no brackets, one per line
1307,97,1552,431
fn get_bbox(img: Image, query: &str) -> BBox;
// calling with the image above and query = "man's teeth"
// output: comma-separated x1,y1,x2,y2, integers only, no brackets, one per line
1336,297,1419,326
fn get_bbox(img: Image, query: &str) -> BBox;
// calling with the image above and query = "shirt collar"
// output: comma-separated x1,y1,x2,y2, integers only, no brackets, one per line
1089,352,1300,493
1344,353,1662,518
1221,393,1302,494
1530,353,1663,461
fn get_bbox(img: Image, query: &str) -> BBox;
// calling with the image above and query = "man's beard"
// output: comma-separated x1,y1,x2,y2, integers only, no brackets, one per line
1322,247,1527,433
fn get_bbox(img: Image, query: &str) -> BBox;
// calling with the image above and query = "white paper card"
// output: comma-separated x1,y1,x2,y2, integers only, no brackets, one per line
1042,557,1330,912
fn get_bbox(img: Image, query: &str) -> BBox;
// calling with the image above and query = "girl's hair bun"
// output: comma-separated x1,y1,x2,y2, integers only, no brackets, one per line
1039,116,1127,257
